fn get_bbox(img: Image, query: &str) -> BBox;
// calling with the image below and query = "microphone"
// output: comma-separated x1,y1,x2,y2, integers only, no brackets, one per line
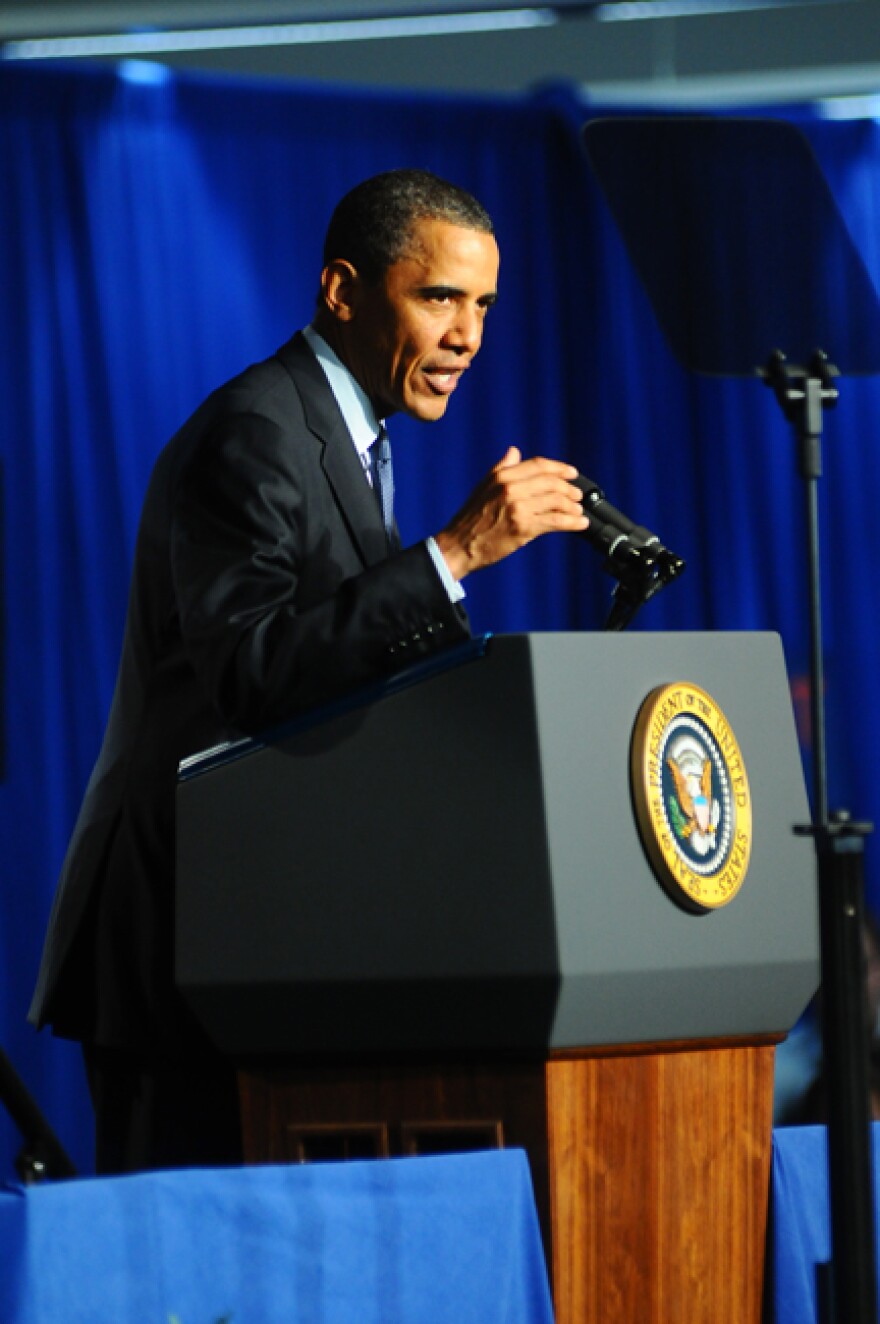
572,473,685,586
574,475,657,556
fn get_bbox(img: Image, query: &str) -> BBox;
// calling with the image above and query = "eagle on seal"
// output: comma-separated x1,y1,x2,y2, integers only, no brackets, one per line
667,753,715,839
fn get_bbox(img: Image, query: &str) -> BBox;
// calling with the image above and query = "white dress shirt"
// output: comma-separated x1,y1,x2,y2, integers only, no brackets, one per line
302,324,464,602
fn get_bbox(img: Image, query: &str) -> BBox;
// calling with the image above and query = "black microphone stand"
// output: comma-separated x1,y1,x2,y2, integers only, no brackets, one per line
601,542,685,631
587,529,685,631
762,348,877,1324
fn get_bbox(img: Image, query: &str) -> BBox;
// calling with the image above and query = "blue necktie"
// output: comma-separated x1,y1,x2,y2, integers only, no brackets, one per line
370,430,399,550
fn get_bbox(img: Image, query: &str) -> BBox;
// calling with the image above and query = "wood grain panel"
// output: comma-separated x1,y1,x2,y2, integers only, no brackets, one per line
547,1044,775,1324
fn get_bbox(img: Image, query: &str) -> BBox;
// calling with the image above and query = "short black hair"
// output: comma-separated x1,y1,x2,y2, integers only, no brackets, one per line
322,169,494,283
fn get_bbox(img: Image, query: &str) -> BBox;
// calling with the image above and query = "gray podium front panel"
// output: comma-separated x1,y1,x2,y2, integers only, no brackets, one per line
528,632,816,1046
176,632,818,1055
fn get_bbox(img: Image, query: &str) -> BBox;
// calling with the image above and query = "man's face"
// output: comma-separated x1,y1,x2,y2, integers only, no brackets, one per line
341,217,499,422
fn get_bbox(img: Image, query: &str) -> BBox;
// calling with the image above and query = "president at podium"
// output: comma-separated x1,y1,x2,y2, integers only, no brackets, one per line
28,168,587,1175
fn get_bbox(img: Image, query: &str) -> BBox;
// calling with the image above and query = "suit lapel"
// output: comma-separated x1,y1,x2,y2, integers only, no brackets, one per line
276,334,389,568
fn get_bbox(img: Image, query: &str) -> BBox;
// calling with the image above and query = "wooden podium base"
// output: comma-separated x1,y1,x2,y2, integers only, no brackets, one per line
547,1039,776,1324
239,1036,776,1324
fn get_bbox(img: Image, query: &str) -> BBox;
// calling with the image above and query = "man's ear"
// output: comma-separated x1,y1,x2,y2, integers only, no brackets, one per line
320,259,361,323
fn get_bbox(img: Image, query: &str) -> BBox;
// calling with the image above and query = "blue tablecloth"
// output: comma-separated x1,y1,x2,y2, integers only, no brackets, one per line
0,1150,553,1324
772,1124,880,1324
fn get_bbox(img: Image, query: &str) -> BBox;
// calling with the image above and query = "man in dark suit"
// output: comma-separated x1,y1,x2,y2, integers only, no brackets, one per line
29,169,588,1174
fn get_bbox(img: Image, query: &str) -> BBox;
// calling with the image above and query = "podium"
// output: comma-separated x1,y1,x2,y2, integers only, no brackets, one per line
176,632,817,1324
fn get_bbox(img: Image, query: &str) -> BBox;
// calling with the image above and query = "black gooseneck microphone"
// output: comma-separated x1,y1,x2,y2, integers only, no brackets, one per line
572,473,685,629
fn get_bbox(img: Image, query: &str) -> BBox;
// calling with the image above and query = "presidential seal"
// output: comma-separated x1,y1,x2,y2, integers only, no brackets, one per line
631,682,752,914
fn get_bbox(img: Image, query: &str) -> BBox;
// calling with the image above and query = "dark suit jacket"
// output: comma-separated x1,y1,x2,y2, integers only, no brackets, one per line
29,333,470,1055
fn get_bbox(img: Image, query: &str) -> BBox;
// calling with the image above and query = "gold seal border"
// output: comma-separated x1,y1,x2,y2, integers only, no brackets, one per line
630,681,753,914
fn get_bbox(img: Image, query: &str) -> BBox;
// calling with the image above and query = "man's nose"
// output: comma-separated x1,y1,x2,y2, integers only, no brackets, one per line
445,305,483,355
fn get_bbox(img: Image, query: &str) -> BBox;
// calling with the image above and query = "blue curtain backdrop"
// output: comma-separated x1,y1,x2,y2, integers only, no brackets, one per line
2,60,880,1176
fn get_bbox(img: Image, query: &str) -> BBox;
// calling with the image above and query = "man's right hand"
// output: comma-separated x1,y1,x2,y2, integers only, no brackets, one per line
433,446,589,582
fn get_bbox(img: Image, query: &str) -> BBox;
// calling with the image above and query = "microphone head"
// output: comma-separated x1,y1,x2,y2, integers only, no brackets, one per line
575,473,654,547
573,472,686,588
573,474,605,506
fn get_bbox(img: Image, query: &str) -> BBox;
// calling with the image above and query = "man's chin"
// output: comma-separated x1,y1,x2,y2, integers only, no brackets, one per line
406,394,451,423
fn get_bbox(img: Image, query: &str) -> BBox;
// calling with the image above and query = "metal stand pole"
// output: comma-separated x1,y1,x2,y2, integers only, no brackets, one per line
764,350,877,1323
0,1047,76,1182
814,822,877,1321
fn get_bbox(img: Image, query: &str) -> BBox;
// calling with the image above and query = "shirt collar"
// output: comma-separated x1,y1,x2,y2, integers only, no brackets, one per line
302,324,384,469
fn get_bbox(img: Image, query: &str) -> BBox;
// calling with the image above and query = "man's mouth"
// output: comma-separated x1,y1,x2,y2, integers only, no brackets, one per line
422,366,465,395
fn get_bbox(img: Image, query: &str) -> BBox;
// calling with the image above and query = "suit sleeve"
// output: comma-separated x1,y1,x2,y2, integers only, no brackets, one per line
168,411,470,732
